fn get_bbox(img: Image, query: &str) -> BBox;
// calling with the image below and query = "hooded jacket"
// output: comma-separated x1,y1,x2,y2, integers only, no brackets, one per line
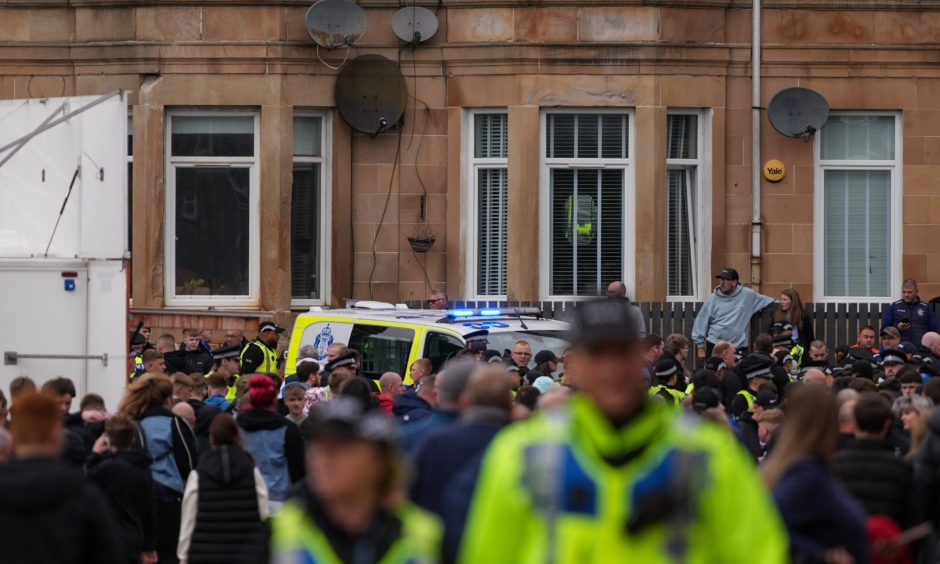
691,284,776,349
236,408,305,502
86,449,157,561
178,444,269,564
393,389,434,425
0,457,124,564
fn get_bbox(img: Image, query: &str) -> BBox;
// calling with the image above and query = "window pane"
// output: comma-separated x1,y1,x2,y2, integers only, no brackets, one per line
550,168,623,296
293,116,322,157
824,170,890,297
423,332,465,374
667,115,698,159
477,168,507,296
174,167,250,296
171,115,254,157
547,113,627,159
292,163,321,300
127,114,133,157
349,325,415,379
820,116,895,161
474,114,507,159
667,168,694,296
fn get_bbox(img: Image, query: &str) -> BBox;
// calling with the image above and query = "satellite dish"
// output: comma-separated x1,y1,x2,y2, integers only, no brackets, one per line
306,0,368,49
392,6,439,44
768,87,830,139
335,55,406,135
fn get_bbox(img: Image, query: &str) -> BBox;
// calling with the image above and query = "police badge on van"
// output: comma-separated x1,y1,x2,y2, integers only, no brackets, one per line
315,325,334,360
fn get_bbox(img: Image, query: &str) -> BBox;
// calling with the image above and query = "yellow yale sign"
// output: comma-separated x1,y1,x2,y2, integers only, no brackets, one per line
763,159,786,183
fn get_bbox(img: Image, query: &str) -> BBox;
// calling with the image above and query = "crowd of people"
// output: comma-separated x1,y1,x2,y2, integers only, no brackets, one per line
4,273,940,563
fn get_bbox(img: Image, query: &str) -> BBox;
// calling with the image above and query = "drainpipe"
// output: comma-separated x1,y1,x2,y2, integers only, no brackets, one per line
751,0,762,291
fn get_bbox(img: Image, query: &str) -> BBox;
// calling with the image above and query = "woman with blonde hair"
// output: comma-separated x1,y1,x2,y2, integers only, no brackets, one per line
120,373,198,564
772,288,815,349
763,383,867,564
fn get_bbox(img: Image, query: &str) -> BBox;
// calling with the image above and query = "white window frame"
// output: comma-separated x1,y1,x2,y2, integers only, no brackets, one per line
465,109,508,300
165,110,261,307
665,110,712,302
813,111,902,303
127,110,133,259
290,110,332,308
539,109,636,300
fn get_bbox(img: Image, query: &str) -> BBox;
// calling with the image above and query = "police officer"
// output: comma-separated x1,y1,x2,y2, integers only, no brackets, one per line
459,299,787,563
770,321,805,367
207,344,242,402
462,329,488,361
271,397,442,563
240,321,283,377
647,358,685,408
883,278,939,347
731,356,775,419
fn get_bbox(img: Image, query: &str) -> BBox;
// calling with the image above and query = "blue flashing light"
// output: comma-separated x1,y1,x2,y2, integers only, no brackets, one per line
480,309,502,316
449,309,475,317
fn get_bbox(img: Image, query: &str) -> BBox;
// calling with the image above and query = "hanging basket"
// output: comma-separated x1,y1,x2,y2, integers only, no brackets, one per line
407,235,436,253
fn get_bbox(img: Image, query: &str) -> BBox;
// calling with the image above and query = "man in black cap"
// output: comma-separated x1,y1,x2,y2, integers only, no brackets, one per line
731,356,774,419
241,321,284,377
530,350,559,381
691,267,776,360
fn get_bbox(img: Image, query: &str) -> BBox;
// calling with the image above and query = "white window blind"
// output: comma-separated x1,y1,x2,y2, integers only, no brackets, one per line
819,114,897,299
472,113,508,297
666,114,700,298
545,113,629,297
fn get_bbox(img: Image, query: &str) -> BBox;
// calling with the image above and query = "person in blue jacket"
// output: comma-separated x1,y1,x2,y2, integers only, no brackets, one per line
119,373,198,564
692,267,776,359
883,278,939,348
236,375,305,509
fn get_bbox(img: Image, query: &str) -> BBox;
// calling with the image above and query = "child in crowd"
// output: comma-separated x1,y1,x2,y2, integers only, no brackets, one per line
283,383,307,426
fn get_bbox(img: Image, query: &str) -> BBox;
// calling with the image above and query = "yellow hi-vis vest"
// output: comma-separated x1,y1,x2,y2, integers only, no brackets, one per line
241,340,279,376
648,385,685,408
271,498,442,564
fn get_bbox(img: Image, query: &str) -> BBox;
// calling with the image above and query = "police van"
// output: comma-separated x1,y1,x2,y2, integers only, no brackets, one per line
285,301,570,384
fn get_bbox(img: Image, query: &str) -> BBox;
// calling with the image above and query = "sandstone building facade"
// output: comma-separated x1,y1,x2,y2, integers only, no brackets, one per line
0,1,937,331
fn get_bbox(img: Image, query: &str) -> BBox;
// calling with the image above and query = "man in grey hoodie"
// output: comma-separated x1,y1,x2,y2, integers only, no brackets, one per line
692,268,776,359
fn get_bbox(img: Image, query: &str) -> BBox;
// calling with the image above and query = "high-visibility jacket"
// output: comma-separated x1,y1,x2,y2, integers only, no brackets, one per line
129,355,144,380
459,395,788,563
790,343,806,367
737,389,757,411
648,385,685,408
241,340,278,376
271,497,442,564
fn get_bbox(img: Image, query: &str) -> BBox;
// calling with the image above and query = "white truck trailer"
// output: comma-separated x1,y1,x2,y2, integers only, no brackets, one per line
0,92,130,410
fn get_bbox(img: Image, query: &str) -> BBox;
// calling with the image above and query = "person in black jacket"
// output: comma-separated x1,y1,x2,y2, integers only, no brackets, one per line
119,373,198,564
187,375,221,455
40,377,89,466
178,414,269,564
834,392,916,527
0,392,123,564
180,330,214,376
86,414,157,564
771,288,815,349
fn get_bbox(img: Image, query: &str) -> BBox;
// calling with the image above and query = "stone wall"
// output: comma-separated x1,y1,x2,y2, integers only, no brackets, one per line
1,1,939,326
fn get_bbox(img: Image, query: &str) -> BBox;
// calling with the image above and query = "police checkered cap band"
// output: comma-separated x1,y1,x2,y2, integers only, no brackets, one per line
655,365,678,378
211,346,241,360
882,354,906,366
746,366,772,379
464,331,488,343
328,356,356,370
782,355,795,364
717,362,726,371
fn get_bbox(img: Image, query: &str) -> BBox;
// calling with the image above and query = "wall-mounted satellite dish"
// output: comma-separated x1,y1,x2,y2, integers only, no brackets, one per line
392,6,439,44
768,87,830,139
335,54,406,136
306,0,368,49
